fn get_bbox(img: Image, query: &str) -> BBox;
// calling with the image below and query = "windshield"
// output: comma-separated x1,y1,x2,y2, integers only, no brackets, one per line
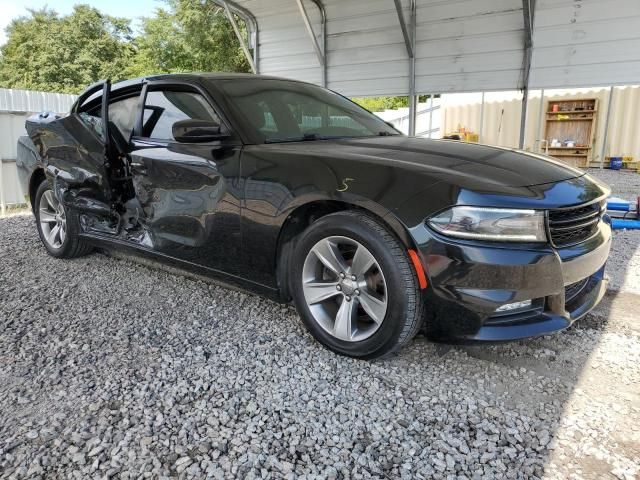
213,78,400,143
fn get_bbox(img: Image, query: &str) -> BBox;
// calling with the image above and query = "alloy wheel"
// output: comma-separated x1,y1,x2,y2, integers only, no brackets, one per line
302,236,388,342
39,190,66,249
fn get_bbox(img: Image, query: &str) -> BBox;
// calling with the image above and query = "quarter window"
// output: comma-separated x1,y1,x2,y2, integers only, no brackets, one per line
142,90,220,141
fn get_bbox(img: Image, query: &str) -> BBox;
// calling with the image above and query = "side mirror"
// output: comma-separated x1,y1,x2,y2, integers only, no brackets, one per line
172,119,229,143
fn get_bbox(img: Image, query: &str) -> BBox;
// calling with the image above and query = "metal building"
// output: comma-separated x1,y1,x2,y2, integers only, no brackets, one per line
218,0,640,138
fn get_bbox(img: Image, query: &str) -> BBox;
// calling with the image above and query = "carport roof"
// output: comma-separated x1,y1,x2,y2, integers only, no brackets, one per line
217,0,640,97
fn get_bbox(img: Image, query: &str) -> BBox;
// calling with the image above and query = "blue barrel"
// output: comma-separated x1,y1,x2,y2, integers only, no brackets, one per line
610,157,623,170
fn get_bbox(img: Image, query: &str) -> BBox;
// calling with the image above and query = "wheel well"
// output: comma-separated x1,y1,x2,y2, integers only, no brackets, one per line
275,200,411,301
29,168,46,211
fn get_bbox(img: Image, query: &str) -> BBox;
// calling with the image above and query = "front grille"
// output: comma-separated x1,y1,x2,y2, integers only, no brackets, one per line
548,202,602,246
564,278,589,303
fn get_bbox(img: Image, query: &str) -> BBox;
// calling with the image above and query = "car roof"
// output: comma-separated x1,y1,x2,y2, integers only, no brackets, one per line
109,72,302,95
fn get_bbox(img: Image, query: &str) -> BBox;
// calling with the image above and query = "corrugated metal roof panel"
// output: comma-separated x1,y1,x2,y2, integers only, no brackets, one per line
530,0,640,88
0,88,76,114
228,0,640,95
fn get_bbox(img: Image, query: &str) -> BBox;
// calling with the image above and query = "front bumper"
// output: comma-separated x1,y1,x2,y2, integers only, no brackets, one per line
414,219,612,342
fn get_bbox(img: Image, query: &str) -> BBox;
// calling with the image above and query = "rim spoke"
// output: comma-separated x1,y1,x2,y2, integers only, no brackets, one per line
59,224,66,244
303,281,341,304
39,209,56,223
311,238,348,276
47,224,60,246
333,298,357,341
358,291,387,324
43,190,57,211
351,244,376,276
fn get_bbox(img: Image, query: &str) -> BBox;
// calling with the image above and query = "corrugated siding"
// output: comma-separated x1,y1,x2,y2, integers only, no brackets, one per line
0,88,76,114
414,0,525,93
0,88,76,205
530,0,640,88
240,0,323,84
233,0,640,96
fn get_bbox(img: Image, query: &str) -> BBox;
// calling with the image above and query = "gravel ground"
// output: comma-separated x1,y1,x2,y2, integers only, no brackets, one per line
1,172,639,479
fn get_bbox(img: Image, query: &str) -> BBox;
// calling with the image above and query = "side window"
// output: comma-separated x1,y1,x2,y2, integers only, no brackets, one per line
142,90,220,141
108,96,138,140
83,94,139,141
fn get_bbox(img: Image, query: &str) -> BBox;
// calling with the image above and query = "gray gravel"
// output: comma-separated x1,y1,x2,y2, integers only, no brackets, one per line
1,196,639,478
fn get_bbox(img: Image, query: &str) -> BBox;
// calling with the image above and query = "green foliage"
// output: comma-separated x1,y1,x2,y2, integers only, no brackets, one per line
0,1,250,93
0,6,134,93
125,0,250,78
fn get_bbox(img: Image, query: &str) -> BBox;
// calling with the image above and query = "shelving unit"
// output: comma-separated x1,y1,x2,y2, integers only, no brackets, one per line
544,99,598,168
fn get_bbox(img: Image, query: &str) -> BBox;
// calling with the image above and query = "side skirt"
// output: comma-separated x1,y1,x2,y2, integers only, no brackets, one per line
79,233,283,302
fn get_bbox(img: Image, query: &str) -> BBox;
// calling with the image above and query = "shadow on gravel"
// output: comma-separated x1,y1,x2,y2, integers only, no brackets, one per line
439,229,640,479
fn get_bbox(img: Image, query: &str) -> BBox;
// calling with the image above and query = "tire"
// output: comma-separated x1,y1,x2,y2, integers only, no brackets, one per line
290,210,425,359
34,179,93,258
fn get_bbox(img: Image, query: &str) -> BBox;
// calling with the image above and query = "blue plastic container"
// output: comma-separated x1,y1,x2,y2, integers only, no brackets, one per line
610,157,623,170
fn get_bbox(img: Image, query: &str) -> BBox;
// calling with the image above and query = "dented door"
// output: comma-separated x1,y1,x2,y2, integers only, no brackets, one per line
127,85,243,276
25,81,114,216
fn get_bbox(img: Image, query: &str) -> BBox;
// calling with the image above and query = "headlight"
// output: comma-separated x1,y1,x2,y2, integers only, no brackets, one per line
428,206,547,242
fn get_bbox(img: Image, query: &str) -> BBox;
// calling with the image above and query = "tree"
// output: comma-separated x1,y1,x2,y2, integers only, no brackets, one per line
125,0,250,78
0,6,134,93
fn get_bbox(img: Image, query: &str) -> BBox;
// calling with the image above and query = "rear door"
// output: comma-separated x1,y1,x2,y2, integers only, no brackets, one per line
128,81,243,276
26,80,116,216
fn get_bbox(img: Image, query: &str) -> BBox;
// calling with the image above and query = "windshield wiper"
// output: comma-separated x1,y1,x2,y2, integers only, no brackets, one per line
378,131,400,136
265,132,334,144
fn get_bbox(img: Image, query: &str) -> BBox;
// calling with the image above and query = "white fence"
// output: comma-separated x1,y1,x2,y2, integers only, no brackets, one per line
375,98,441,138
0,88,76,213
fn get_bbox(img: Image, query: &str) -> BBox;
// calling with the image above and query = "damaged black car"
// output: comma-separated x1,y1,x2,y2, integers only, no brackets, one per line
17,73,612,359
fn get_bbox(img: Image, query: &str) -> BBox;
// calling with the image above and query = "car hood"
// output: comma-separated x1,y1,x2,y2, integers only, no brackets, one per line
269,136,585,188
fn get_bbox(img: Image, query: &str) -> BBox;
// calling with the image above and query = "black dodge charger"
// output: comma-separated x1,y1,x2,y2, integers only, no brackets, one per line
17,73,612,359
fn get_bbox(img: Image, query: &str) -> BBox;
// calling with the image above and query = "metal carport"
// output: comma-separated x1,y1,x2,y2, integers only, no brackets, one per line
218,0,640,143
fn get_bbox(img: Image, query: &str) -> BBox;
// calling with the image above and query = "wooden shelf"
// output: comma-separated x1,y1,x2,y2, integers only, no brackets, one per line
544,99,597,166
547,118,594,122
546,110,596,114
548,146,591,150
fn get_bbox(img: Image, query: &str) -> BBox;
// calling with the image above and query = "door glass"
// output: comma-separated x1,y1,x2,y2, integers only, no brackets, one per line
142,90,220,141
84,94,139,140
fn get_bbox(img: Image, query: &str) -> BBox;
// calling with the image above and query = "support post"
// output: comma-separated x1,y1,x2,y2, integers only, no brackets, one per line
535,88,545,153
519,88,529,149
223,1,257,74
519,0,535,149
295,0,325,69
600,86,615,169
407,0,417,136
479,92,485,143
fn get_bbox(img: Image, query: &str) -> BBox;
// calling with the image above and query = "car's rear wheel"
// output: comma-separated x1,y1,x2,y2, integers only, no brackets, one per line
290,211,425,359
34,180,92,258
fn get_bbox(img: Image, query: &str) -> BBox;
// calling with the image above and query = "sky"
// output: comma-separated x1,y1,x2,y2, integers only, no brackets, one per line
0,0,161,45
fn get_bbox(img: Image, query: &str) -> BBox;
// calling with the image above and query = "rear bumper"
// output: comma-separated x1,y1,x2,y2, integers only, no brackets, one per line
414,219,611,342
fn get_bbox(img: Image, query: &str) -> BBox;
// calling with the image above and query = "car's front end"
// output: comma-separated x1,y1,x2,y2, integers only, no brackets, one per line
407,173,611,342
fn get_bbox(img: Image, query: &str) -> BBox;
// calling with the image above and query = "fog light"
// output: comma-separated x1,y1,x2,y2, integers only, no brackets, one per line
495,299,532,313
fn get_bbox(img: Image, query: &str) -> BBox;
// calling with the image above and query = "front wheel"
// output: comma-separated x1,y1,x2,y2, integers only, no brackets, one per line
290,211,425,359
34,180,93,258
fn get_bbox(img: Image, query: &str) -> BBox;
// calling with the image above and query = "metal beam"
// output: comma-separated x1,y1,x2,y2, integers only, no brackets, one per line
295,0,325,74
408,0,417,136
222,1,257,74
216,0,259,72
394,0,414,59
309,0,327,87
600,86,615,169
519,0,535,149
